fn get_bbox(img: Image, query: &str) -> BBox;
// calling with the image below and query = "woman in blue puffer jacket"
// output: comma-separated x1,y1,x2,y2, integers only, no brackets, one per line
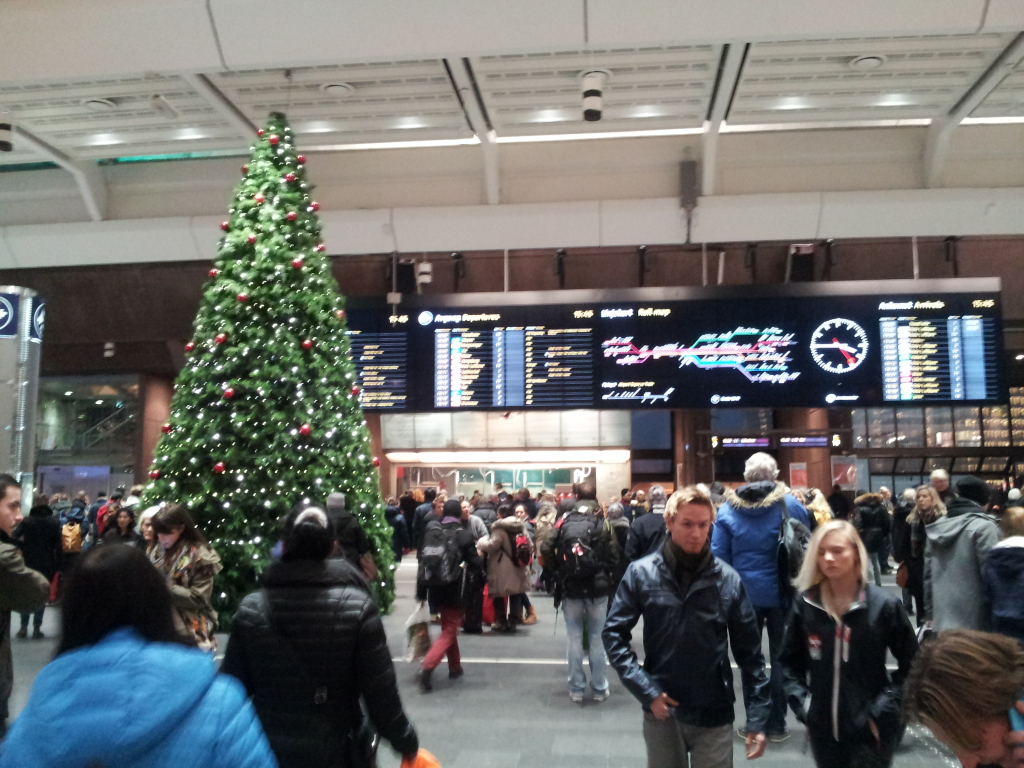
0,544,277,768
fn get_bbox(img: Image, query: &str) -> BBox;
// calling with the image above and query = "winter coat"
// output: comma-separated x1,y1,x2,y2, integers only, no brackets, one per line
222,558,417,767
624,510,666,563
464,513,487,542
603,549,770,731
924,510,1000,631
851,493,890,553
386,505,410,559
13,505,62,580
780,584,917,747
891,503,926,589
0,534,48,712
103,525,144,548
981,536,1024,645
608,517,630,586
0,628,276,768
828,491,852,520
541,506,619,601
412,501,434,550
945,494,984,518
418,518,484,607
329,508,370,568
711,482,813,608
151,542,223,651
477,517,531,598
533,501,558,561
472,502,497,533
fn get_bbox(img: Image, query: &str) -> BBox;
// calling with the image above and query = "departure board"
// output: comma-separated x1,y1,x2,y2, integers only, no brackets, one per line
344,279,1005,410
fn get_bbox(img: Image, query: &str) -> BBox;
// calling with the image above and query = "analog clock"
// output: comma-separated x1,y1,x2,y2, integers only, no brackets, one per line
810,318,869,373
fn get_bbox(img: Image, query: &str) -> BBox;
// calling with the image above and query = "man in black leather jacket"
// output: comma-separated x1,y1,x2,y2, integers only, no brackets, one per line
222,505,418,768
603,486,770,768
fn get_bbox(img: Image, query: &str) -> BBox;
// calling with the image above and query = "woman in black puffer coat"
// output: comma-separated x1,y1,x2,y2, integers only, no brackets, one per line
222,504,418,768
13,498,62,638
852,493,890,587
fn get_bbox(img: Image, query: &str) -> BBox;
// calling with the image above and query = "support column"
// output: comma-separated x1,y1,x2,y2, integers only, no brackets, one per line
363,412,391,498
774,408,830,491
674,409,712,487
136,373,174,484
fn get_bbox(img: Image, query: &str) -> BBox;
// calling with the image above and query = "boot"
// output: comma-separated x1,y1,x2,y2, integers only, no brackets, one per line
32,627,44,640
15,626,27,639
417,668,433,693
522,606,538,625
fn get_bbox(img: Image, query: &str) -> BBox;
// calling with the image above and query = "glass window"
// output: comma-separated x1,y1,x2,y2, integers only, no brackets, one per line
980,457,1009,473
870,475,894,493
926,407,955,447
982,406,1011,447
952,456,980,473
869,458,894,474
851,408,867,449
895,457,925,474
868,408,896,448
894,476,923,496
895,408,925,447
1010,387,1024,445
954,407,982,447
926,457,952,473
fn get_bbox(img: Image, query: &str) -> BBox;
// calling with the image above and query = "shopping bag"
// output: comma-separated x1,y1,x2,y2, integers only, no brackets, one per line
404,601,431,662
482,584,495,626
400,748,441,768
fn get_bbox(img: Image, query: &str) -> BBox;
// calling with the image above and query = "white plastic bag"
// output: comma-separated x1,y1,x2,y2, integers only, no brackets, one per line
404,601,431,662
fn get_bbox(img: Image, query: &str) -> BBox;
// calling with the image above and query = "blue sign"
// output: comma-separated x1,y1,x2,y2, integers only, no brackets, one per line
30,298,44,343
0,294,19,339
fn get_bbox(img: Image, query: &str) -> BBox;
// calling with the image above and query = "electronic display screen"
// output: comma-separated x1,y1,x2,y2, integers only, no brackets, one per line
345,280,1004,411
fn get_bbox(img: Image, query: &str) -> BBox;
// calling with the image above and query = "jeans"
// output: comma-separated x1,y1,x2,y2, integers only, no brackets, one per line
741,605,787,735
643,716,733,768
422,606,463,673
867,551,883,587
19,608,44,630
563,597,608,695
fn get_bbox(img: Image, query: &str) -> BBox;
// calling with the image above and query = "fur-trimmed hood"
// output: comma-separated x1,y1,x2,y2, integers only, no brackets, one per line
854,492,884,506
724,481,788,512
492,516,524,535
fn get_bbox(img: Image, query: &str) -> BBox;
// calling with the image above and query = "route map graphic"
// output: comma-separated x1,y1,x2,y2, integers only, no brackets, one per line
602,326,802,384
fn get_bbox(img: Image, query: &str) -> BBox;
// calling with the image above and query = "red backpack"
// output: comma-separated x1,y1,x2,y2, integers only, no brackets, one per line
512,532,533,567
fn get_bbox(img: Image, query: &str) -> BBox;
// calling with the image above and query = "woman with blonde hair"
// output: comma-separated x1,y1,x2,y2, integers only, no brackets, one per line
804,488,834,528
779,520,917,768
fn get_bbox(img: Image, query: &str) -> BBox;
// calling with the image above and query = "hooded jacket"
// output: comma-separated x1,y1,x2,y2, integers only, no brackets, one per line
711,482,813,608
477,516,531,597
0,533,48,713
222,558,418,767
471,502,497,533
14,504,62,580
624,507,667,563
851,493,890,553
981,536,1024,644
924,510,1000,631
0,628,275,768
779,584,917,746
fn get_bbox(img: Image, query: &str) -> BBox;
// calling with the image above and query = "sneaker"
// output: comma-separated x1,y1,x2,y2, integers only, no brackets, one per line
417,668,433,693
592,688,610,702
768,729,791,743
569,692,584,703
448,667,464,680
15,627,27,640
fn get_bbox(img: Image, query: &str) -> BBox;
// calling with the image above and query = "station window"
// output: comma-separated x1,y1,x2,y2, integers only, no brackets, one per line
926,407,955,447
954,407,982,447
867,408,896,448
981,406,1010,447
895,408,925,447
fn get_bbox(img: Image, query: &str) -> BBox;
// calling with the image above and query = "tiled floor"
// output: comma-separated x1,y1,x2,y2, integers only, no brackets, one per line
9,559,961,768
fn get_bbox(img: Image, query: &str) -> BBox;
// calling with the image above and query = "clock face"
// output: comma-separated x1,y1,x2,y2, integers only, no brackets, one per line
810,318,869,374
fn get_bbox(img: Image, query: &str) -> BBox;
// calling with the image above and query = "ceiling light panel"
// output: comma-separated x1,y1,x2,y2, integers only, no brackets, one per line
729,33,1015,125
472,44,719,138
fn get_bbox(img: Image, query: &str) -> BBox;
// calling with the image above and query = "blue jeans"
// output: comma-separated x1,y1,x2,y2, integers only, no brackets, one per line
741,605,788,735
563,597,608,695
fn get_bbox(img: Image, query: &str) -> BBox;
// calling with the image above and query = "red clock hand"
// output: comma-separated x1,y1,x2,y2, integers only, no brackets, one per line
834,337,856,365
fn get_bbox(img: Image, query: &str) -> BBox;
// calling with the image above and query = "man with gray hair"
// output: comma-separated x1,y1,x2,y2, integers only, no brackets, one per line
711,452,812,743
624,484,669,563
930,468,954,502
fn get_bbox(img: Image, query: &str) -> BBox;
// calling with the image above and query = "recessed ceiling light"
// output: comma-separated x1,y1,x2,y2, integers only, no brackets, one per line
321,83,355,98
95,399,103,405
849,55,886,71
82,98,117,112
1016,354,1024,361
64,391,73,396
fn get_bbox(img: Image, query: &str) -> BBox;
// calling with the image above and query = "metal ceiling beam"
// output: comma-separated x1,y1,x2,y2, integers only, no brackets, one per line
15,127,107,221
181,73,258,138
702,43,748,197
446,58,500,205
923,32,1024,189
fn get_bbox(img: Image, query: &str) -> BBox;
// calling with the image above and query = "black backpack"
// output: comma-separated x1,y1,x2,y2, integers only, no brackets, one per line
419,521,463,587
557,514,601,581
777,504,812,595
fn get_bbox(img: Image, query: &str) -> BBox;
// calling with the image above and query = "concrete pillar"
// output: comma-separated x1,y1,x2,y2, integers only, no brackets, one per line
363,412,391,498
674,409,712,487
774,408,831,491
136,374,173,484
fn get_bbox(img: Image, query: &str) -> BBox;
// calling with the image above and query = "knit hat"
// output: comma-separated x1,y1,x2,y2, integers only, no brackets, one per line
443,499,462,518
956,476,989,506
325,492,346,511
1007,488,1021,503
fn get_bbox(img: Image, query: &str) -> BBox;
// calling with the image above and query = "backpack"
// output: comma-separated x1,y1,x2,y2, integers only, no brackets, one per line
419,522,463,587
777,504,812,595
556,514,601,580
512,532,533,567
62,522,83,553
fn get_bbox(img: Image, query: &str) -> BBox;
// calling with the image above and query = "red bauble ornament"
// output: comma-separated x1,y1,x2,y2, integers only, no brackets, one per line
184,342,195,352
257,128,265,137
215,333,227,344
269,135,279,145
237,293,248,302
223,387,235,399
254,193,265,204
247,234,257,244
161,423,172,434
301,339,313,350
221,221,229,231
285,173,296,182
310,201,320,211
150,469,161,479
372,456,381,467
350,385,360,397
241,164,249,173
208,268,219,278
299,424,312,437
315,244,326,252
336,309,345,320
286,211,298,221
213,462,226,474
297,155,306,164
291,257,304,269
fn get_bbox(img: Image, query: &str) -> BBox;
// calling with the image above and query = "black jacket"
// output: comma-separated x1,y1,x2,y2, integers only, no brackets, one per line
945,494,984,518
411,502,434,550
386,506,410,558
603,549,770,731
542,507,618,600
852,494,890,553
329,509,370,567
779,584,917,746
416,518,483,607
102,526,143,548
471,503,497,533
624,512,666,563
222,559,418,767
13,506,62,580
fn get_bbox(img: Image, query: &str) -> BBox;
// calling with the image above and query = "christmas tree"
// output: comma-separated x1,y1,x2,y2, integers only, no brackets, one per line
143,112,395,619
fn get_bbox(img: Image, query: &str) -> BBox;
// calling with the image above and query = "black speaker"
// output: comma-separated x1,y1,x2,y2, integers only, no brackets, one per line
787,244,815,282
680,160,698,210
395,260,417,294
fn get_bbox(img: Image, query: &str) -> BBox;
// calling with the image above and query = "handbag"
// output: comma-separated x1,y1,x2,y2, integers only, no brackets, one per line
360,551,379,582
777,503,812,595
895,562,909,588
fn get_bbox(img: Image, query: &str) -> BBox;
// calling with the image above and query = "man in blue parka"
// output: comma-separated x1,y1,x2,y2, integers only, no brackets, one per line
711,451,812,743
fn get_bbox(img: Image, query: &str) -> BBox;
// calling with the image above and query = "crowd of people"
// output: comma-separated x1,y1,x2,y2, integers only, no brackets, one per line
0,459,1023,767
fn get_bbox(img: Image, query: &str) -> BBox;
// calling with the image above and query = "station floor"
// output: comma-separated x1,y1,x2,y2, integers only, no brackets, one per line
10,560,962,768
